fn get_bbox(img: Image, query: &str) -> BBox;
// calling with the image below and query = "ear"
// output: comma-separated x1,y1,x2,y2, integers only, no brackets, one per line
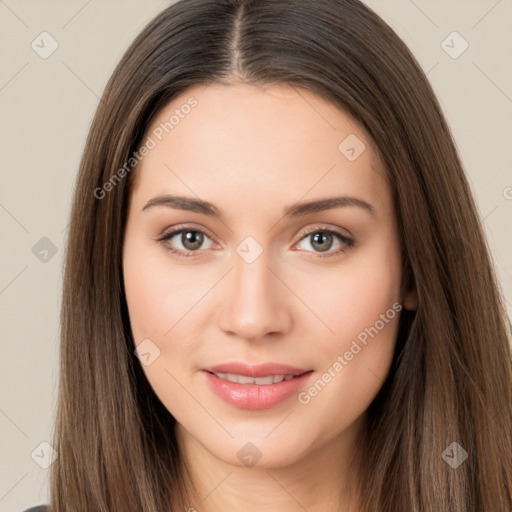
403,286,418,311
401,260,418,311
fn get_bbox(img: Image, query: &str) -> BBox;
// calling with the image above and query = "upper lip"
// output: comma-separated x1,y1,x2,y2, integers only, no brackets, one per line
203,362,311,378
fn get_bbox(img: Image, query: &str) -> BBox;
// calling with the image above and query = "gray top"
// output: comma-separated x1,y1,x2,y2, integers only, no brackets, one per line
23,507,47,512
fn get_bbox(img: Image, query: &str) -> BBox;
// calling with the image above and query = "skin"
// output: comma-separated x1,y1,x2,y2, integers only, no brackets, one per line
122,82,417,512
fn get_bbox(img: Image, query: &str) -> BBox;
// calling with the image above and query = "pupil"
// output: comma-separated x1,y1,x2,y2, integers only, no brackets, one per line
182,231,203,250
312,232,332,252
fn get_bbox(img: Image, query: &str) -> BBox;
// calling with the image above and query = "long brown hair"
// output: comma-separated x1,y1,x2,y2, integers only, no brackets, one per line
51,0,512,510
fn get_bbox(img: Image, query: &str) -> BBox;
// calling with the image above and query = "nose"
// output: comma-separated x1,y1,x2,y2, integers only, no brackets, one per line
217,252,293,342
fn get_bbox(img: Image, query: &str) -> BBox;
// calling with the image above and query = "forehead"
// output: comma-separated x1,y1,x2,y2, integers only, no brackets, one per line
132,82,390,219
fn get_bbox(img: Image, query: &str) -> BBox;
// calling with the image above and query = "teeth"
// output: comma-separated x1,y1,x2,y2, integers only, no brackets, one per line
213,372,297,385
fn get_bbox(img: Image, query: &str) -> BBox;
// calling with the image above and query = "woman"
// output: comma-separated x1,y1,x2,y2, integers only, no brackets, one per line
25,0,512,510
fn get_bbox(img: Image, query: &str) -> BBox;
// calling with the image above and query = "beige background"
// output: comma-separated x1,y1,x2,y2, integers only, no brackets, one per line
1,0,511,510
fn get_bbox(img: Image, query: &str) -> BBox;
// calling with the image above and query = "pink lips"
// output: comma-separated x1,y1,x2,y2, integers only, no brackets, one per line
202,362,313,410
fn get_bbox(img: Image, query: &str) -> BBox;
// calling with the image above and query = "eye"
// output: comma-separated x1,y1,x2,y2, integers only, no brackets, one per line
157,227,215,257
294,227,354,257
156,224,354,259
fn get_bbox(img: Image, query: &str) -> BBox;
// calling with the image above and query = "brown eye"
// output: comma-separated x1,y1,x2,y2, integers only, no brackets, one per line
295,228,354,257
158,227,215,256
181,230,204,251
310,232,334,252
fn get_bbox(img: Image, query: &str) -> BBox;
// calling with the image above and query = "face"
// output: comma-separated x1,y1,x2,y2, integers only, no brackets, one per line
122,82,410,470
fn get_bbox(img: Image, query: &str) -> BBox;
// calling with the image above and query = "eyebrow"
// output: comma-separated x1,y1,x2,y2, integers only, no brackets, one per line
142,194,376,218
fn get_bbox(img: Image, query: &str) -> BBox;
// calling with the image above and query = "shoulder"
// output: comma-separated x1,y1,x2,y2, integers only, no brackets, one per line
22,506,48,512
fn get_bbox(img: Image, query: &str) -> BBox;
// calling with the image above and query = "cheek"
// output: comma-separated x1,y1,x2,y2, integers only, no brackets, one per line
295,238,403,425
123,240,208,342
327,268,400,348
122,239,205,413
123,247,168,342
303,237,402,350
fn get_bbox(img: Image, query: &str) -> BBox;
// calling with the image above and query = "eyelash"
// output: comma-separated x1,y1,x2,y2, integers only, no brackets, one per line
156,224,355,259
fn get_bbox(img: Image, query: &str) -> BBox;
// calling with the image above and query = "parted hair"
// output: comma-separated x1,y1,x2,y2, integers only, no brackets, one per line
50,1,512,510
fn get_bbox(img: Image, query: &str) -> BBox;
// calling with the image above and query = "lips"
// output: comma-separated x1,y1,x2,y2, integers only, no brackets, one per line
202,362,313,409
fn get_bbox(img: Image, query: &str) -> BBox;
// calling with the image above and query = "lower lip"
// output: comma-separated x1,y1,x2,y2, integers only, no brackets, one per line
202,370,314,410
